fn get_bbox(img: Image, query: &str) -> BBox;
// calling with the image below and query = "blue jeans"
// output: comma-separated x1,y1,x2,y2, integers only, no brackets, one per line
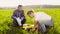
38,19,54,33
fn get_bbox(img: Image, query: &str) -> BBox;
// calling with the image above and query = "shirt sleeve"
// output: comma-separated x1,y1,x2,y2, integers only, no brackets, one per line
21,10,25,17
21,10,26,20
11,10,17,19
34,16,38,21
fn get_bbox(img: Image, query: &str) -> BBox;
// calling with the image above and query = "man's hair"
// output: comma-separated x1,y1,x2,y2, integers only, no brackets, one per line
27,10,34,15
18,5,22,8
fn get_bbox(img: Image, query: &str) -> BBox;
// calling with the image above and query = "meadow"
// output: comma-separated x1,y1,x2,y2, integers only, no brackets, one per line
0,8,60,34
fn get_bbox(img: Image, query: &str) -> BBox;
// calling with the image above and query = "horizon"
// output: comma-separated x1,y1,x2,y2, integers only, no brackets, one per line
0,0,60,7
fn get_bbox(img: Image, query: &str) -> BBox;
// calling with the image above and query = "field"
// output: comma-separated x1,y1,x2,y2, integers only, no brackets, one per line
0,8,60,34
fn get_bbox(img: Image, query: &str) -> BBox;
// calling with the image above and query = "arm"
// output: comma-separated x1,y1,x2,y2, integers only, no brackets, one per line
21,10,26,20
12,10,17,19
21,10,25,17
32,20,38,31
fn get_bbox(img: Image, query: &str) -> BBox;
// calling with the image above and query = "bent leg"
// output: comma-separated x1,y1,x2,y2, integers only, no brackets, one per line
38,24,46,34
13,19,19,27
21,19,26,26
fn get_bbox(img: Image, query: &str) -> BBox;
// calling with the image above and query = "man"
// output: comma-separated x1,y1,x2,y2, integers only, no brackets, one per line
12,5,26,27
27,10,54,34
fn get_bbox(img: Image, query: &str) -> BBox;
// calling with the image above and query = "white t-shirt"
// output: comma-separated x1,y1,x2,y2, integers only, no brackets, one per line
34,12,52,25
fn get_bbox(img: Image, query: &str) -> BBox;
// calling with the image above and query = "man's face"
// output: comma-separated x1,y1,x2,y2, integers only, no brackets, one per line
28,13,34,18
18,7,23,11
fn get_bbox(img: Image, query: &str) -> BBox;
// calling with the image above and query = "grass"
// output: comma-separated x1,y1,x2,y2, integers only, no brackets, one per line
0,8,60,34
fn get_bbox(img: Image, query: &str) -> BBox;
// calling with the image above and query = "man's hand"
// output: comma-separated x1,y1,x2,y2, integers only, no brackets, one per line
32,27,35,31
32,20,38,31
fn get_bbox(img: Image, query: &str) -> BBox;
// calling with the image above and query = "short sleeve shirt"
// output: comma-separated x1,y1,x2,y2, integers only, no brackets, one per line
34,12,51,24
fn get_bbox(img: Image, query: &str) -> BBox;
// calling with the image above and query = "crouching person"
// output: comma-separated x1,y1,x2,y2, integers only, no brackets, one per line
27,10,54,34
12,5,26,27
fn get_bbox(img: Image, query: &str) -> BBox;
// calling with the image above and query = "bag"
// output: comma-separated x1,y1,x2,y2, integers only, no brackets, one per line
16,17,22,26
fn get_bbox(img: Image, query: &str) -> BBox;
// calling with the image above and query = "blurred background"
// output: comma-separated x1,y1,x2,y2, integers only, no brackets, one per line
0,0,60,9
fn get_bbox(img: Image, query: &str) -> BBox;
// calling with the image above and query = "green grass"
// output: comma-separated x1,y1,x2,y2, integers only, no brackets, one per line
0,8,60,34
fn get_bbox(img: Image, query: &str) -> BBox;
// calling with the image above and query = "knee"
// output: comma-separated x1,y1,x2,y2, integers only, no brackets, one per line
21,19,26,24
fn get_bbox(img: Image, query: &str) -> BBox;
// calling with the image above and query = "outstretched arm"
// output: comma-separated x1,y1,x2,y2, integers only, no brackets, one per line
32,20,38,31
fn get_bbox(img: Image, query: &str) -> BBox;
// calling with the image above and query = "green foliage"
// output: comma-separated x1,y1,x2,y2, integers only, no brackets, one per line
0,8,60,34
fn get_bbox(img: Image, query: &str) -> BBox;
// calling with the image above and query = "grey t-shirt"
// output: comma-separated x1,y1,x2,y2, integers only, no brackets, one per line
34,12,53,26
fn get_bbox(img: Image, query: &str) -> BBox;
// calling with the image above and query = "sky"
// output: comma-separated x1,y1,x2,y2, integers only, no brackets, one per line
0,0,60,7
